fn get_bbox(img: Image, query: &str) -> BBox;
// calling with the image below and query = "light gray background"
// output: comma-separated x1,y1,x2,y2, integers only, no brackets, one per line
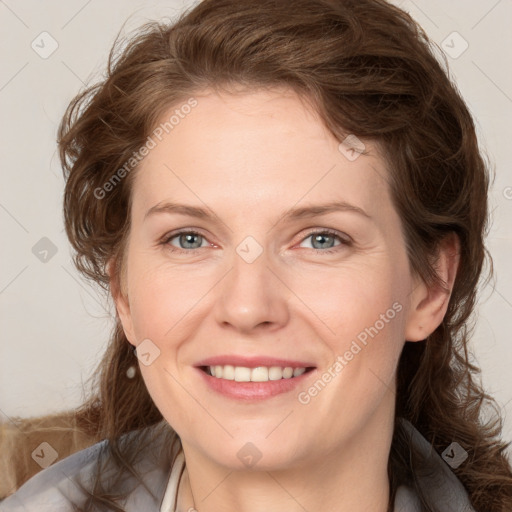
1,0,511,455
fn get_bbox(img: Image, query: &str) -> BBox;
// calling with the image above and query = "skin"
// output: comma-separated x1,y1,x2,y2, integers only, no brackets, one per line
111,87,460,512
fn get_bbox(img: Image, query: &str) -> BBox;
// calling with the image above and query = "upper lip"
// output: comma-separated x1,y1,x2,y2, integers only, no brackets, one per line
195,355,316,368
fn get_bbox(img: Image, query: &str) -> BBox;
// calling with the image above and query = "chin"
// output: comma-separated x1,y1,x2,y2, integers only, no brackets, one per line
201,439,304,472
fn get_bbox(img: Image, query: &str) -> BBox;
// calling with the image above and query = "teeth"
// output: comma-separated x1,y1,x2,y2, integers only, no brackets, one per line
293,367,306,377
283,367,294,378
234,366,251,382
222,365,235,380
207,365,308,382
250,366,269,382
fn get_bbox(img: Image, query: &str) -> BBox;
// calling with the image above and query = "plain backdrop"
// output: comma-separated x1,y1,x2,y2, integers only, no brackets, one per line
1,0,511,458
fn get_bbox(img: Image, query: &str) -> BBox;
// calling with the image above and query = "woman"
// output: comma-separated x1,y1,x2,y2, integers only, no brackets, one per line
1,0,511,511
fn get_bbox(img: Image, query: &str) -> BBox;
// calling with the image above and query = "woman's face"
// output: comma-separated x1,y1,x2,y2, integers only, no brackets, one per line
114,87,423,470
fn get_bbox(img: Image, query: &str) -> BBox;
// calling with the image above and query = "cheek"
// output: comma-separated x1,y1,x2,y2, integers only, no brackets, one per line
324,267,407,386
126,257,213,341
333,284,405,358
291,261,408,411
289,260,404,344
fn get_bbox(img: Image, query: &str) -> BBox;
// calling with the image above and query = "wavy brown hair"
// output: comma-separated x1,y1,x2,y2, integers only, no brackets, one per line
55,0,512,510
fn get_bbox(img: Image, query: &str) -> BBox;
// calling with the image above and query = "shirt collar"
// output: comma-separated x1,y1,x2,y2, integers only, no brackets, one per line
159,418,476,512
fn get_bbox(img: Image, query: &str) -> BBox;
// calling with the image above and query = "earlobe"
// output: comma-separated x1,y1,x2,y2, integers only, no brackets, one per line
404,232,460,342
107,257,137,346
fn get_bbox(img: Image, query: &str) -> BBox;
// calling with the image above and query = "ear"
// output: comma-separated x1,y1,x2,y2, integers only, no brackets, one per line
108,257,137,346
404,232,460,342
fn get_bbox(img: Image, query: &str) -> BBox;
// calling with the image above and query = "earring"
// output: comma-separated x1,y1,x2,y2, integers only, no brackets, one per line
126,365,137,379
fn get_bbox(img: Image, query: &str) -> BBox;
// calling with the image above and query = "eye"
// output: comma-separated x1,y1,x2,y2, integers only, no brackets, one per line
162,230,211,253
298,229,351,254
160,228,351,255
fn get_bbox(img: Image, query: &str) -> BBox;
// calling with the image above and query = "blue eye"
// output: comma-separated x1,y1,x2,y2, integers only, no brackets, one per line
163,231,209,252
161,228,350,255
299,229,350,254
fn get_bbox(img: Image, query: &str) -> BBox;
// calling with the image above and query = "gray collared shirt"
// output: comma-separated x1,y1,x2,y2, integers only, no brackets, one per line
0,418,477,512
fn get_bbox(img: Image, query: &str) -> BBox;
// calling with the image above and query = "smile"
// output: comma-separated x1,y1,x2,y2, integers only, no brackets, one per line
195,364,316,401
203,365,309,381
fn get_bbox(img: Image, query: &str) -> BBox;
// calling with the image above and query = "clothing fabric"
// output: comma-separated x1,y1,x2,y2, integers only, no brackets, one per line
0,418,477,512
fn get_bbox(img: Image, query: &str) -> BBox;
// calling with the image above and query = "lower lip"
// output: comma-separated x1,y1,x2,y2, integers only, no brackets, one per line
195,367,316,401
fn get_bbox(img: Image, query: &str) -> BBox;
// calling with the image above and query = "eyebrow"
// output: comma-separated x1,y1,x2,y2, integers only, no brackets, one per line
144,200,372,223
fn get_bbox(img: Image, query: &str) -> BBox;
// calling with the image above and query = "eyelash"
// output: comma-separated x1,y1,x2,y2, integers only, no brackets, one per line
160,228,351,255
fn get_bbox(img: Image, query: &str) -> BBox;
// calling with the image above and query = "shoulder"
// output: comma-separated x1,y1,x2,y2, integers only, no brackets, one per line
0,421,177,512
396,418,477,512
394,484,422,511
0,440,106,511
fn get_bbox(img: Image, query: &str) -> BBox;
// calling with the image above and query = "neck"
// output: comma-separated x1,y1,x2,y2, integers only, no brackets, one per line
176,400,395,512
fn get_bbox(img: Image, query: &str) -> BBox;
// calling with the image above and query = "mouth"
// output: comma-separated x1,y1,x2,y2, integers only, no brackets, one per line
194,359,317,401
198,365,316,382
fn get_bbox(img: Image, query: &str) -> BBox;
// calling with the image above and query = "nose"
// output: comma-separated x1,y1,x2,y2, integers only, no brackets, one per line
214,246,290,334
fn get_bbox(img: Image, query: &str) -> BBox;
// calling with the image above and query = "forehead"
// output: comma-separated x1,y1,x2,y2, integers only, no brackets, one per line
131,88,393,226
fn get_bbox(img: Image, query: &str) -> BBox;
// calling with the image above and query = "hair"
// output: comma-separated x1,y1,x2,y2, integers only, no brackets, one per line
56,0,512,510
